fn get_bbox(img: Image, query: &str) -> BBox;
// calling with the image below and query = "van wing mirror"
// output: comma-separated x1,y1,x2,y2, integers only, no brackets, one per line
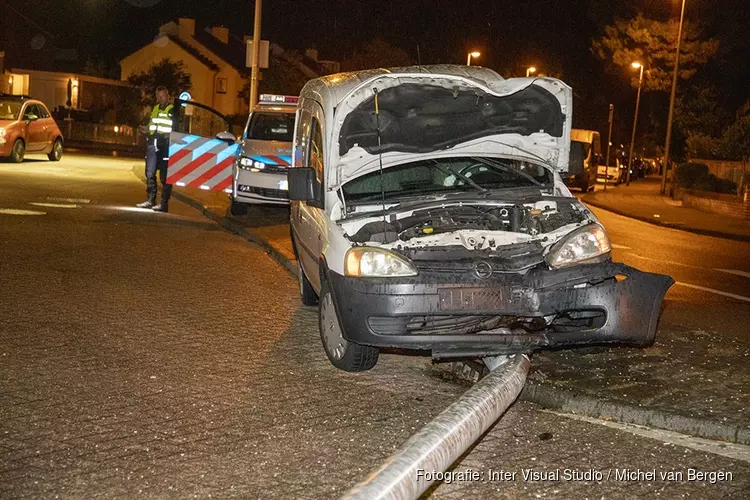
288,167,323,208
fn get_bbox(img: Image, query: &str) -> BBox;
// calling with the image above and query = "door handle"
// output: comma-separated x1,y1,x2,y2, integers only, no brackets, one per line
43,126,48,131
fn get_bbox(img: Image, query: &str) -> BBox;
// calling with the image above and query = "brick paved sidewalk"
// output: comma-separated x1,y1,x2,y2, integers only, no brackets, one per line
582,177,750,241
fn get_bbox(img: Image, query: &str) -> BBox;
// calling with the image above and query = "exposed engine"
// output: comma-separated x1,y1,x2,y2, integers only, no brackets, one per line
348,200,590,245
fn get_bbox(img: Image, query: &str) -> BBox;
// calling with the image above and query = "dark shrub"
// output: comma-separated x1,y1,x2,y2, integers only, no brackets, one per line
675,162,709,189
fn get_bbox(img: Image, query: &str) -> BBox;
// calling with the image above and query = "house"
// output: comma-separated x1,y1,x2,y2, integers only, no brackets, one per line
120,18,340,117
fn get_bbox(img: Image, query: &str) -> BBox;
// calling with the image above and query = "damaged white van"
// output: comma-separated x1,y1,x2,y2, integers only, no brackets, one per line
288,65,673,372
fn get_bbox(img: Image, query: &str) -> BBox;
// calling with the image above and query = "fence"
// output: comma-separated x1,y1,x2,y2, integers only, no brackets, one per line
693,158,748,185
678,188,750,220
61,120,145,148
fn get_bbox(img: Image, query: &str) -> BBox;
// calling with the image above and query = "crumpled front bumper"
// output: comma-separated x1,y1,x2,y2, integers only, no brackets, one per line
327,262,674,358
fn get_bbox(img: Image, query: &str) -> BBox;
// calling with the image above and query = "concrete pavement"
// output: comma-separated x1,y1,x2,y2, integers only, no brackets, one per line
161,168,750,447
582,177,750,242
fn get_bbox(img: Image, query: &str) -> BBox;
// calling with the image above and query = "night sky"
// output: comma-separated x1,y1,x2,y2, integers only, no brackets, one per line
10,0,750,143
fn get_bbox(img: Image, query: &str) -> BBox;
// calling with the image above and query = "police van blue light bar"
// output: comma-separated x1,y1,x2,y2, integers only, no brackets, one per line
259,94,299,106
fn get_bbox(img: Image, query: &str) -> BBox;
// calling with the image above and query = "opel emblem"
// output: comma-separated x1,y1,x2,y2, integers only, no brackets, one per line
474,261,493,278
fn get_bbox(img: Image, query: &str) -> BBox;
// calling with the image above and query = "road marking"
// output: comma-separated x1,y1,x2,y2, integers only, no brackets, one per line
46,197,91,204
611,243,631,250
715,268,750,279
675,282,750,303
547,411,750,463
30,202,79,209
625,253,704,270
0,208,46,215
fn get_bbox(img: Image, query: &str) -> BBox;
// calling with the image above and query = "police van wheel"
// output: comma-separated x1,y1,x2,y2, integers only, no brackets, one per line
319,280,379,372
298,261,318,306
230,199,249,216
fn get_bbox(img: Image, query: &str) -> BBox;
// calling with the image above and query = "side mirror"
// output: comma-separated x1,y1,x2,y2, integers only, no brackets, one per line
216,131,236,142
288,167,323,208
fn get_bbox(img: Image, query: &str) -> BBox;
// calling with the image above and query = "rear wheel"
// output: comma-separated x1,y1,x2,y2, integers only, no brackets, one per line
319,280,379,372
10,140,25,163
48,139,63,161
230,198,249,216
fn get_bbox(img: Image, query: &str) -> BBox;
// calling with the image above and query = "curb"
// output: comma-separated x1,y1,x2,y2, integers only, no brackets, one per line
519,383,750,445
149,173,749,445
582,195,750,243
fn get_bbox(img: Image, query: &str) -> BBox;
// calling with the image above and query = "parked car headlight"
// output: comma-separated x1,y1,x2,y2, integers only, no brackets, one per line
0,128,6,145
546,223,611,269
345,247,418,277
238,157,265,170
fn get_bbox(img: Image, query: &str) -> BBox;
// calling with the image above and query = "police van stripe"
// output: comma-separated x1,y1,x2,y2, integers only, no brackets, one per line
167,132,242,192
191,139,224,160
187,156,235,189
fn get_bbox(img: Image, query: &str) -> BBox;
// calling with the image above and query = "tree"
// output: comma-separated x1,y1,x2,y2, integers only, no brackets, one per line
127,58,192,107
591,14,719,92
718,102,750,193
340,39,411,72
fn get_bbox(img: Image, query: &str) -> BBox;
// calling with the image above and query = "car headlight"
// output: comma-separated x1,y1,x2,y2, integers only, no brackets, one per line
238,157,265,170
345,247,418,277
546,223,611,269
0,128,6,144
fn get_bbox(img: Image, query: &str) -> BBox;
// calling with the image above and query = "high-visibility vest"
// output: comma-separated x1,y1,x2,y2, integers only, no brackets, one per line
148,103,174,135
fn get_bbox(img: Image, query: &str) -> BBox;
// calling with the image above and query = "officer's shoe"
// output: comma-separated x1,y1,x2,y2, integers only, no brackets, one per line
152,204,168,213
136,200,154,209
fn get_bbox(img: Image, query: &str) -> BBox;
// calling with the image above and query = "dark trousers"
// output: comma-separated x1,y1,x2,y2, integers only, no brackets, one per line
145,143,172,204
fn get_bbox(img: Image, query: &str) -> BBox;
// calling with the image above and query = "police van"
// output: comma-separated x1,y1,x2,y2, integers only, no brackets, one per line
230,94,298,214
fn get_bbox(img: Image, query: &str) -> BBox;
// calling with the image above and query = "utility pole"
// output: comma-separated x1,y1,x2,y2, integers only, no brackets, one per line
626,63,644,186
248,0,262,114
661,0,687,195
604,104,614,192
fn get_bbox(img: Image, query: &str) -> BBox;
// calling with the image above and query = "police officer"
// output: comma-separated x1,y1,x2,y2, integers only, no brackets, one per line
137,86,174,212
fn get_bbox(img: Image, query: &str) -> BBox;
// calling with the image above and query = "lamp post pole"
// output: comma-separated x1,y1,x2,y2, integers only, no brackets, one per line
661,0,687,195
626,63,644,186
249,0,263,114
604,104,614,192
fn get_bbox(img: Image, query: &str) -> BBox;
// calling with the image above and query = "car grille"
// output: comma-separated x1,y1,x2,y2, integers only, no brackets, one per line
368,315,533,336
237,185,289,199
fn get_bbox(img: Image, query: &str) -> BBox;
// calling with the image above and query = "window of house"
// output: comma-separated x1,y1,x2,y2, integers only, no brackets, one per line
216,78,227,94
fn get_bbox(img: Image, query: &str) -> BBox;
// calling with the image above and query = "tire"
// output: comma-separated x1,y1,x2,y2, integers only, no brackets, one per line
230,198,249,216
298,261,318,306
48,139,63,161
319,280,379,372
10,139,25,163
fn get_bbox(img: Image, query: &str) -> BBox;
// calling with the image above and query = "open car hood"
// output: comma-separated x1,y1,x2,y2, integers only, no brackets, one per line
331,73,572,189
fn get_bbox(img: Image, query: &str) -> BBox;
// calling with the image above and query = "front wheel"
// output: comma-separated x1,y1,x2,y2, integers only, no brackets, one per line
10,140,25,163
48,139,63,161
230,198,249,215
319,280,379,372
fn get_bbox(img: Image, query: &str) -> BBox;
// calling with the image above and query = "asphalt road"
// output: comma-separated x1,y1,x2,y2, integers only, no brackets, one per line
1,154,748,499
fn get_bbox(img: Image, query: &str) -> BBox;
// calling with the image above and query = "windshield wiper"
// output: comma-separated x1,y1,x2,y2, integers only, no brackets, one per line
429,160,489,194
470,157,544,187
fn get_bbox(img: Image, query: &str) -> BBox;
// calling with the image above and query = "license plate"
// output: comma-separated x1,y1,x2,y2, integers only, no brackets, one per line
438,287,529,312
278,179,288,190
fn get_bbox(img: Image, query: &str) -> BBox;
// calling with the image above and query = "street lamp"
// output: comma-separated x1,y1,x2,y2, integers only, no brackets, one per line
661,0,687,195
626,62,645,186
526,66,536,77
466,51,480,66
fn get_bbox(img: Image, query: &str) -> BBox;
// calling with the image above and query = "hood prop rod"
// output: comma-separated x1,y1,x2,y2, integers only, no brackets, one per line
373,88,390,243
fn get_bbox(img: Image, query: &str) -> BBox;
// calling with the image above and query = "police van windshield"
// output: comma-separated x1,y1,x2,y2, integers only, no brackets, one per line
245,112,295,142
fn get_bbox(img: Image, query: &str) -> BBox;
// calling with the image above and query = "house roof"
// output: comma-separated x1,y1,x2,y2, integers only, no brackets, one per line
165,35,220,71
194,30,248,75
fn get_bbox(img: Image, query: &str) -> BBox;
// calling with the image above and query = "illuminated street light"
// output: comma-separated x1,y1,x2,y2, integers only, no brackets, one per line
661,0,687,195
526,66,536,77
626,62,645,186
466,51,480,66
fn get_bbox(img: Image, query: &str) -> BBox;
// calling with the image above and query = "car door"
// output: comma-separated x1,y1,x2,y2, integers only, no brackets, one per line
295,101,327,293
166,98,240,192
36,103,55,149
22,104,45,152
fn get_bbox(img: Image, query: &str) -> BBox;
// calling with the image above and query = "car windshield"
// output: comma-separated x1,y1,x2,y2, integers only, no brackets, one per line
0,100,22,120
245,112,295,142
342,157,552,203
